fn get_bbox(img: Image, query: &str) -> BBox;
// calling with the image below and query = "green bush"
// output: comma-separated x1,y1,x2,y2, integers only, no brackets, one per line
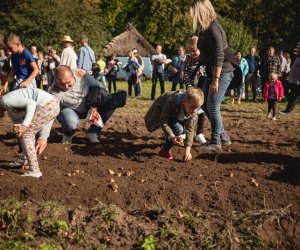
219,16,258,55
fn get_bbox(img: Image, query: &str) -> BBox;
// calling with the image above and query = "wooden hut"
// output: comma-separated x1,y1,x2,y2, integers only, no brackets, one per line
102,23,156,57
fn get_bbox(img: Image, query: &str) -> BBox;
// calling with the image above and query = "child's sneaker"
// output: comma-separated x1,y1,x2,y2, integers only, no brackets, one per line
272,117,277,121
195,133,207,144
201,144,222,151
21,170,42,178
267,112,272,119
179,134,186,140
62,134,73,144
159,148,174,160
86,133,100,143
220,134,232,146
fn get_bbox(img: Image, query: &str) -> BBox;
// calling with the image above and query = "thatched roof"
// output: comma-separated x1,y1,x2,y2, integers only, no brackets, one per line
103,23,156,57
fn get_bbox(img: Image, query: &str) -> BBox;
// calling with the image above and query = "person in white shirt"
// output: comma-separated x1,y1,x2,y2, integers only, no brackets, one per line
0,88,60,178
151,45,167,100
60,35,77,70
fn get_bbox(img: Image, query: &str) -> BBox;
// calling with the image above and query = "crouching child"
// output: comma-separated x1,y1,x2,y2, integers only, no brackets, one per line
0,88,60,178
145,87,204,161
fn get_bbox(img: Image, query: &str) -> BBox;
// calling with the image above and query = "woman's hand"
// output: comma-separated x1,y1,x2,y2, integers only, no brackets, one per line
210,79,219,93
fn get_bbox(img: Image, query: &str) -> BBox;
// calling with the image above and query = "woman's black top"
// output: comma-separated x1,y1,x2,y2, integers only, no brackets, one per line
197,19,235,78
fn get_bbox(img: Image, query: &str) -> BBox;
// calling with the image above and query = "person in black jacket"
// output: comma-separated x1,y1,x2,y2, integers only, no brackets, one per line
245,47,260,102
190,0,235,150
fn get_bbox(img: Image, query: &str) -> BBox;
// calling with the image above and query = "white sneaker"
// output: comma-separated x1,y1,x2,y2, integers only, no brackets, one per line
272,117,277,121
195,133,207,144
9,158,24,167
21,170,42,178
62,134,73,144
179,134,186,140
87,133,100,143
267,113,272,119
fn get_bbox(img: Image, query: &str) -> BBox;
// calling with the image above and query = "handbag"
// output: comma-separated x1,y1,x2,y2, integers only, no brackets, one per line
108,90,127,108
224,46,243,90
227,64,243,90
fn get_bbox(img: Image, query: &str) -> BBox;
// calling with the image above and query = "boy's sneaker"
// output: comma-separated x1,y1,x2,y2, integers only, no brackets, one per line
201,144,222,151
62,134,73,144
159,148,174,160
87,133,100,143
195,133,207,144
279,110,289,115
220,134,232,146
272,117,277,121
21,170,42,178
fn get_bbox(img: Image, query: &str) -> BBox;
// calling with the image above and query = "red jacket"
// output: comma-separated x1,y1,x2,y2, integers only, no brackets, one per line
264,80,284,101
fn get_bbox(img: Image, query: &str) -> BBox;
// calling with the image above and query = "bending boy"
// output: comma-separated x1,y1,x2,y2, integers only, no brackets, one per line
145,87,204,161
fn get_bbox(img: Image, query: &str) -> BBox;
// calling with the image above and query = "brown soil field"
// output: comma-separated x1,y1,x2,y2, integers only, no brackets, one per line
0,99,299,249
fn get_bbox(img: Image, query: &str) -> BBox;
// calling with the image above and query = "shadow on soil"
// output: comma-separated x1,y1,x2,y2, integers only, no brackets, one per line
198,152,300,186
68,130,160,160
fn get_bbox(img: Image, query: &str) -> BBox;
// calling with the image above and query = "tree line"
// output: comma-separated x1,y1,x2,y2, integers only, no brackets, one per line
0,0,298,57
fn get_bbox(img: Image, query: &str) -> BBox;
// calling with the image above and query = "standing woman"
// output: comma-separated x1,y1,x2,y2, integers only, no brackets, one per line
232,50,249,104
190,0,235,150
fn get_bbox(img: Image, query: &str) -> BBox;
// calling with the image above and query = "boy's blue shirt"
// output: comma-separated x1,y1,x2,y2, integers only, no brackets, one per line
11,48,35,80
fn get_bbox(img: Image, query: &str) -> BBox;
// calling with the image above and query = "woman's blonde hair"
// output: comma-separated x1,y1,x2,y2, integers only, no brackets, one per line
190,0,217,32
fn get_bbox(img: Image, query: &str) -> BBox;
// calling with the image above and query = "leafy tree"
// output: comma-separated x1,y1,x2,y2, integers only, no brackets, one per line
213,0,300,51
0,0,297,57
99,0,257,57
219,16,258,55
0,0,111,56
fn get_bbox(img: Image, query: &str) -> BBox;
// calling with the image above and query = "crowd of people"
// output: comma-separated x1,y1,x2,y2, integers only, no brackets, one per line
0,0,299,178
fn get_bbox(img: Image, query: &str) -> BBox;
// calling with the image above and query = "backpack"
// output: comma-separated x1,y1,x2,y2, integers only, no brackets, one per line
86,85,127,110
86,86,108,109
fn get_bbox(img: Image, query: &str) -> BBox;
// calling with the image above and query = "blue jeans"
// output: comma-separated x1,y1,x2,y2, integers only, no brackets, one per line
108,74,117,93
151,72,165,100
57,109,100,136
162,118,185,151
128,80,141,97
202,72,234,145
95,73,107,90
57,105,117,136
10,78,36,91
